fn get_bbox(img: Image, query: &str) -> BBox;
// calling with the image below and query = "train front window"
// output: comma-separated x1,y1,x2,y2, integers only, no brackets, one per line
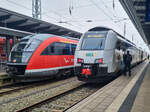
10,52,32,63
12,39,28,51
81,32,106,50
12,38,41,52
10,38,41,63
24,39,41,51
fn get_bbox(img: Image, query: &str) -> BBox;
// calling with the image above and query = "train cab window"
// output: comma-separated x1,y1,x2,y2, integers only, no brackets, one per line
12,39,28,51
24,39,41,51
81,32,106,50
12,38,41,52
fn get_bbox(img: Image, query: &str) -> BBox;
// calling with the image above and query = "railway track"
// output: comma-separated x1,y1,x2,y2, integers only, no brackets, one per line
0,76,74,96
16,61,146,112
0,82,50,97
0,77,83,112
0,73,13,87
0,61,145,112
17,83,101,112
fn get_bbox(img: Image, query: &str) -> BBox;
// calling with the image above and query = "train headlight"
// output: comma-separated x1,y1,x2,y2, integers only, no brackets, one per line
77,58,83,63
95,58,103,64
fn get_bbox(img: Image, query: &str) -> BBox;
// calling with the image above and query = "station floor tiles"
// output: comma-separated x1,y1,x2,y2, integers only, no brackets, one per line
66,60,149,112
131,62,150,112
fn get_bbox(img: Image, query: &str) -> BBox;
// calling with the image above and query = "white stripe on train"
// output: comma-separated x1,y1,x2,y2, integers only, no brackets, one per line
25,65,74,73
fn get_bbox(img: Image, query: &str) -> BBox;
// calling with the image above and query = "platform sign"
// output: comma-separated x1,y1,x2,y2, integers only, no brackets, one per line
146,0,150,21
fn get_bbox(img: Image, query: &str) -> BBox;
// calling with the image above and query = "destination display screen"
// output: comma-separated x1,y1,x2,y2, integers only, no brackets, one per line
87,34,103,38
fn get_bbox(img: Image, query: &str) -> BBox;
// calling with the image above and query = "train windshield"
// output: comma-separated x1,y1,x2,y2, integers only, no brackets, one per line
81,32,106,50
9,38,41,63
12,38,41,52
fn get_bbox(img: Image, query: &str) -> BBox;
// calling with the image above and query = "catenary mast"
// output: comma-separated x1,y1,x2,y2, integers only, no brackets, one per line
32,0,41,19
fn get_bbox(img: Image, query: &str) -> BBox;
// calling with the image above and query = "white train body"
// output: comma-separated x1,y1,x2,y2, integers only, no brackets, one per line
74,27,145,82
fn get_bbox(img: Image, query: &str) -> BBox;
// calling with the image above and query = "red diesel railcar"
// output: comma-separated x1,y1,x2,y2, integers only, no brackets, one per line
7,34,78,82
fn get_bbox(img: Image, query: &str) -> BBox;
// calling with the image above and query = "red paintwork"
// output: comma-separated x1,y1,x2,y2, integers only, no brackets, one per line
26,36,78,70
0,38,14,61
0,38,13,45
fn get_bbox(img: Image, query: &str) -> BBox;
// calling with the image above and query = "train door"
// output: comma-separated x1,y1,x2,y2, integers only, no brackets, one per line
115,40,122,72
104,31,118,73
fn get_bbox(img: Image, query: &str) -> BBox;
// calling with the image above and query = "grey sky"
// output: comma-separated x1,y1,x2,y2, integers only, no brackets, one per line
0,0,149,52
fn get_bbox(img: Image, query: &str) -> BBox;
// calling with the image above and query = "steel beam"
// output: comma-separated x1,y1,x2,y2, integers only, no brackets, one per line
7,19,28,27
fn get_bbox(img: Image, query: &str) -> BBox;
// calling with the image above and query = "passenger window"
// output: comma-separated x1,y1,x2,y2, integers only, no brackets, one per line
41,43,55,55
54,42,65,55
41,42,73,55
41,46,49,55
62,44,70,55
71,44,76,55
51,46,54,53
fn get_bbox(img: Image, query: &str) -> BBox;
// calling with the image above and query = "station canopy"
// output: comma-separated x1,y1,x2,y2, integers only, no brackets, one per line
0,7,82,38
120,0,150,45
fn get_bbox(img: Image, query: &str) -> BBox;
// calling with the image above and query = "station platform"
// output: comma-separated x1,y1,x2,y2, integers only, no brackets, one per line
0,72,7,76
66,60,149,112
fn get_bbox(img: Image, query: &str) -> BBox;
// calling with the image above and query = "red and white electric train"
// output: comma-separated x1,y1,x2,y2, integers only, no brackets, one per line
75,27,147,83
7,34,78,82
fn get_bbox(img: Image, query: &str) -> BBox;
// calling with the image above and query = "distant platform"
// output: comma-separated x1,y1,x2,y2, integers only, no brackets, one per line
66,60,149,112
0,72,7,76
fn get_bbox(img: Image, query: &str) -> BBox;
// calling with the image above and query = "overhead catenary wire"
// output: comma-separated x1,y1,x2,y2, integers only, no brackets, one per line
56,0,120,12
89,0,114,21
57,3,94,12
42,9,83,29
5,0,82,30
89,0,123,29
5,0,119,24
5,0,83,31
32,0,84,29
5,0,128,32
5,0,59,22
101,0,117,18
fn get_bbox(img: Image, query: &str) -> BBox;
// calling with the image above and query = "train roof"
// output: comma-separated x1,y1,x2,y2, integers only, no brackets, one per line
88,26,111,32
88,26,136,46
20,34,78,42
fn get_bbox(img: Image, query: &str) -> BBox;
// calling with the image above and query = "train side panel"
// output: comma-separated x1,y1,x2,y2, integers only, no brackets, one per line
104,31,118,73
7,34,78,82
